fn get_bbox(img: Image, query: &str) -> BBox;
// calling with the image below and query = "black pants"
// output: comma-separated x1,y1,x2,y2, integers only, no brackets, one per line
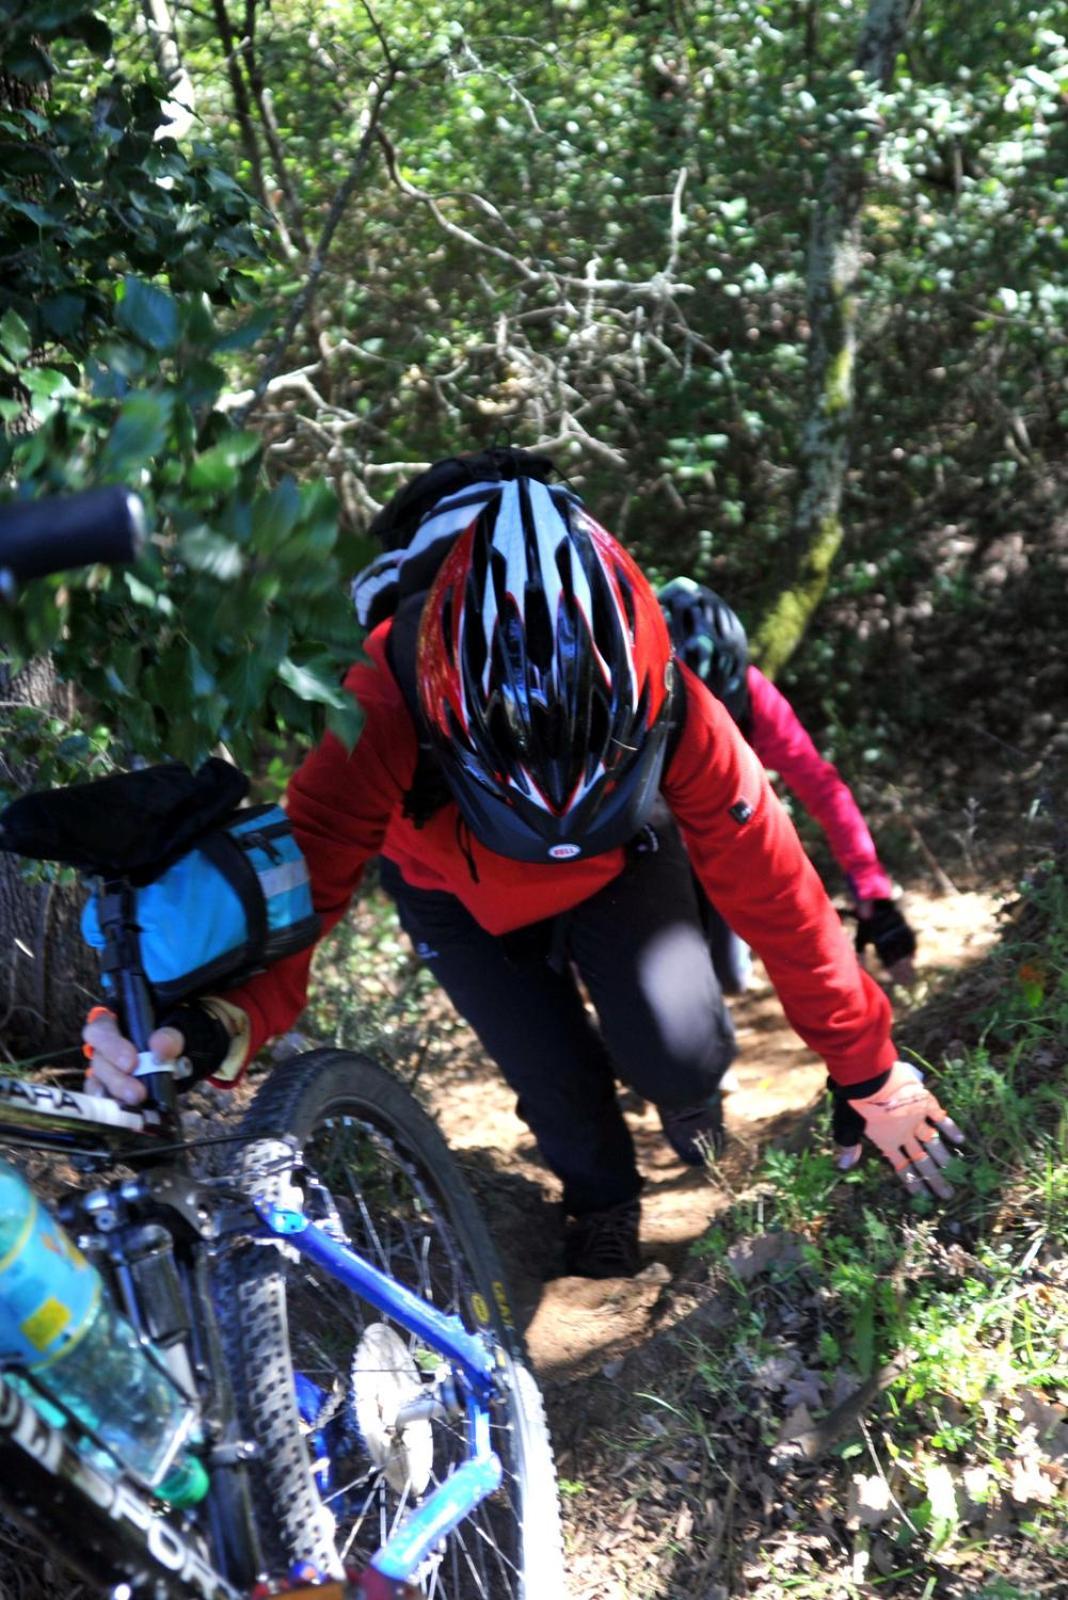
379,813,736,1216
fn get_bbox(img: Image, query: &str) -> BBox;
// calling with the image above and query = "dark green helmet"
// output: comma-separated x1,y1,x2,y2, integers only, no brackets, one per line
658,578,750,724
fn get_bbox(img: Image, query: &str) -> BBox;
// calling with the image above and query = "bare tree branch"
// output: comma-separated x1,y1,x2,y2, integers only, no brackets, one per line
233,66,399,426
377,129,695,300
239,0,310,253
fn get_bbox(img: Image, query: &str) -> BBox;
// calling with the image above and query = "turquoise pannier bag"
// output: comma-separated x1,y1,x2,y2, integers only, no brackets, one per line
81,804,320,1005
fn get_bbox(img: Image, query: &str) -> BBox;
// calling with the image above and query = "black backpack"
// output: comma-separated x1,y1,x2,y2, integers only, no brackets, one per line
352,447,561,628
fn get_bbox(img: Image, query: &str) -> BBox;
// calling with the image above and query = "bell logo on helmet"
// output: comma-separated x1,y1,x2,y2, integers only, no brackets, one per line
548,843,582,859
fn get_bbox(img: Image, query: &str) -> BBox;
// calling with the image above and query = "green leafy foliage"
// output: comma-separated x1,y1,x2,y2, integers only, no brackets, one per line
661,861,1068,1592
92,0,1066,702
0,0,362,776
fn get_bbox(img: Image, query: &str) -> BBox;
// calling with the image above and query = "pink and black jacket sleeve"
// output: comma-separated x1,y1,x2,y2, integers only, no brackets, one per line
662,665,896,1087
745,665,892,903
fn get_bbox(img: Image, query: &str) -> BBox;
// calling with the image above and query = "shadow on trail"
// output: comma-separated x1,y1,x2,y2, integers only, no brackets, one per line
449,1146,564,1331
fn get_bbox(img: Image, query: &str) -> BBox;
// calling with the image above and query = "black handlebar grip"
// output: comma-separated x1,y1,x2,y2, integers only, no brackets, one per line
0,487,146,583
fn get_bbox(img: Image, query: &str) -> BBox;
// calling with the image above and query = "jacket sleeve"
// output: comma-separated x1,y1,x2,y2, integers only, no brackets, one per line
215,632,415,1078
663,665,896,1087
746,666,892,902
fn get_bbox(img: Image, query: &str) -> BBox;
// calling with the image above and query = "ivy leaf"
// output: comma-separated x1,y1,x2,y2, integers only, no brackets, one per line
101,391,174,474
187,642,217,698
251,477,301,551
188,431,261,493
0,309,32,363
22,366,76,423
325,698,364,751
178,526,245,579
123,572,176,615
40,293,87,338
115,276,180,352
0,186,59,228
278,655,350,709
213,307,275,353
179,358,225,409
219,648,273,717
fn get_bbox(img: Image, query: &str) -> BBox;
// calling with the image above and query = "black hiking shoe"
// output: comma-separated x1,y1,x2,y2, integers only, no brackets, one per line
564,1199,642,1279
657,1093,725,1166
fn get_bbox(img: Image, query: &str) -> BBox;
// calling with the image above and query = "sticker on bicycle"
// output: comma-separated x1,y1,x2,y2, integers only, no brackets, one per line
470,1291,491,1325
493,1280,517,1329
0,1077,159,1129
0,1378,240,1600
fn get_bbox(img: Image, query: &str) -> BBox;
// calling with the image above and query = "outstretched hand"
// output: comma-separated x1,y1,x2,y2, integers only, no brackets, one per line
834,1061,965,1201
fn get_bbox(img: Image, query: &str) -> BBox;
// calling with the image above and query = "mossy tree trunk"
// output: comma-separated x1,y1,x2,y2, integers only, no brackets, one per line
751,0,910,679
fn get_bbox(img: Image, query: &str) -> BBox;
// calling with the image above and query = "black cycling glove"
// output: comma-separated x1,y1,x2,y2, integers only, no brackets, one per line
160,1002,231,1089
828,1067,893,1148
855,899,916,970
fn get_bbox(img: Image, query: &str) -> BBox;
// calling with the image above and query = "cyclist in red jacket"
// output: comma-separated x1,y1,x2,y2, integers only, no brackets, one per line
658,578,917,995
84,449,963,1278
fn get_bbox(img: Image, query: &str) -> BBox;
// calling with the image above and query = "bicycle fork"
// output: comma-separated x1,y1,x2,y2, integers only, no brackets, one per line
257,1202,505,1589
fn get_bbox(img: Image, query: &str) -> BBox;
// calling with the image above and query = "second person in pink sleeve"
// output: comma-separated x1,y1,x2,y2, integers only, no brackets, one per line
659,578,917,992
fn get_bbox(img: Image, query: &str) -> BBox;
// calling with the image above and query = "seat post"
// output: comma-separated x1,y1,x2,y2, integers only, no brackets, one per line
97,881,178,1115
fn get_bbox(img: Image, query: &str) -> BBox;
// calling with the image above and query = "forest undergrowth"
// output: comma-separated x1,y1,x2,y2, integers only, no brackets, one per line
1,855,1064,1600
548,858,1068,1600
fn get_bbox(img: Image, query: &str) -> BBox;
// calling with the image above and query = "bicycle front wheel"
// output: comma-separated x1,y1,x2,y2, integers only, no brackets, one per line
218,1048,564,1598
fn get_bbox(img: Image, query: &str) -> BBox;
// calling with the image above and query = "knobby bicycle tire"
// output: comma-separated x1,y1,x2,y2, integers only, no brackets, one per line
216,1048,564,1599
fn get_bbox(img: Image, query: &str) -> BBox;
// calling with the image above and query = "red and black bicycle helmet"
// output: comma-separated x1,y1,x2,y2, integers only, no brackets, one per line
658,577,750,724
417,473,676,862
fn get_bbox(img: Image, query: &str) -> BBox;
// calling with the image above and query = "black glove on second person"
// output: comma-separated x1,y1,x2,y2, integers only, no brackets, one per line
855,898,916,971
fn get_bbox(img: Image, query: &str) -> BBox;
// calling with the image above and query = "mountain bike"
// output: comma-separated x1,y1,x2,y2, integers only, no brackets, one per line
0,488,565,1599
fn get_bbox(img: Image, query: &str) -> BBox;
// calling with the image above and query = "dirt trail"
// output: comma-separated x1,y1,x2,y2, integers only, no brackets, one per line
422,885,1003,1384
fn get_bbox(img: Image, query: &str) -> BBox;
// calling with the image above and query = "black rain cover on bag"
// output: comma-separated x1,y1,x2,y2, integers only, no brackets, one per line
0,758,250,882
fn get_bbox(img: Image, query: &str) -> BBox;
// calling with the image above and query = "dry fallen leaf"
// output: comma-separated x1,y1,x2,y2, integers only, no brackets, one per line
1011,1453,1058,1506
754,1352,799,1390
782,1366,826,1410
845,1472,894,1530
777,1401,815,1447
1016,1389,1068,1463
725,1231,804,1282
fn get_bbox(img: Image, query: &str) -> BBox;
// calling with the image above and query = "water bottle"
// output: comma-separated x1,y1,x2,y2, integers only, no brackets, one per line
0,1158,206,1499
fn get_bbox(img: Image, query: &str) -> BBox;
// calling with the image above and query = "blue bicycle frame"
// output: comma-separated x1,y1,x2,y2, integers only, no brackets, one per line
257,1201,505,1586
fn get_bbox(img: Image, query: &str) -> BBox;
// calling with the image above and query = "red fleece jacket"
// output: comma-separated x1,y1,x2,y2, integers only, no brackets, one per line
223,627,895,1087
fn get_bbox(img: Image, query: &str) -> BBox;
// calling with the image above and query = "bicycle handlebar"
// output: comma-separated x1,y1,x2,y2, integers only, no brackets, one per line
0,487,146,596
